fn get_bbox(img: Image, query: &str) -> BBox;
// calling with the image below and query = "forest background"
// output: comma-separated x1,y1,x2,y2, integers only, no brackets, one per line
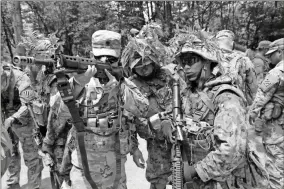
1,1,284,62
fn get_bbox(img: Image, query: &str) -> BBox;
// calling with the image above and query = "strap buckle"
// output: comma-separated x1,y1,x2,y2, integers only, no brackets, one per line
57,76,74,102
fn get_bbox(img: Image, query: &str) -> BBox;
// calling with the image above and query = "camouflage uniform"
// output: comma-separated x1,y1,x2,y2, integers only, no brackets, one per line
41,75,73,186
249,38,284,189
215,30,258,105
121,35,182,189
252,41,272,85
44,30,149,189
1,65,43,189
161,35,269,189
130,70,173,189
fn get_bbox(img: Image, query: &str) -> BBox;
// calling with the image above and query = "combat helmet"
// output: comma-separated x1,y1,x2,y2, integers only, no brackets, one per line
175,33,221,64
121,35,170,71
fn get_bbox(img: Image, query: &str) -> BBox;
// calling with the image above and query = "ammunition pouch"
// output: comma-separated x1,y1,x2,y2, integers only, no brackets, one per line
31,100,48,126
86,115,130,155
261,102,283,120
183,119,214,165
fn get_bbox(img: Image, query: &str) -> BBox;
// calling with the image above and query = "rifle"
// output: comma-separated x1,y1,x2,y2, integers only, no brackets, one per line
13,54,125,82
171,80,185,189
26,102,61,189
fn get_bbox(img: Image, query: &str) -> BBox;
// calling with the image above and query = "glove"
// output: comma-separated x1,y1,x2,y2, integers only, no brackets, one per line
132,148,145,169
161,119,174,143
74,65,97,86
103,69,119,90
42,152,54,167
184,164,198,182
4,117,15,130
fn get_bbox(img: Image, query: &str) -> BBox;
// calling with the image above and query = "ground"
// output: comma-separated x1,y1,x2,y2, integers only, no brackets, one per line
1,137,152,189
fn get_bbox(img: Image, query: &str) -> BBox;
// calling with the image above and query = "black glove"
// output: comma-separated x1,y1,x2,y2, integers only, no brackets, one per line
161,119,174,143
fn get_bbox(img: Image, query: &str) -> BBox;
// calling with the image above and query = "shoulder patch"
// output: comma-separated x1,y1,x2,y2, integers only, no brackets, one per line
260,73,279,92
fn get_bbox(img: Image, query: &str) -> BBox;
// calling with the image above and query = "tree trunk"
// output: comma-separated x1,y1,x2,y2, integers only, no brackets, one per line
11,1,23,44
1,10,14,59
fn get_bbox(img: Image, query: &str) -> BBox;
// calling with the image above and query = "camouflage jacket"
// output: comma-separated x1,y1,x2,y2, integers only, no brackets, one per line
220,50,258,105
1,65,38,126
249,60,284,119
129,64,186,141
43,75,149,156
181,82,269,188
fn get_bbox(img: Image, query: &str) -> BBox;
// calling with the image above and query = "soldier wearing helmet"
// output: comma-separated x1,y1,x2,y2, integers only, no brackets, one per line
157,34,269,188
43,30,149,189
249,38,284,189
121,33,184,189
252,40,272,85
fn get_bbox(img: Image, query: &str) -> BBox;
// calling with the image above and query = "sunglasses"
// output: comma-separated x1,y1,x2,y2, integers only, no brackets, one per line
180,54,203,67
94,56,119,64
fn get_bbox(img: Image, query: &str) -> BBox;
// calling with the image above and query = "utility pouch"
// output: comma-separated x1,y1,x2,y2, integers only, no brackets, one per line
272,103,283,119
262,102,274,120
32,100,47,126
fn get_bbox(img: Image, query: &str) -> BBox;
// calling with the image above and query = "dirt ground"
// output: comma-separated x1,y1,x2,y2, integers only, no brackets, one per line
1,137,151,189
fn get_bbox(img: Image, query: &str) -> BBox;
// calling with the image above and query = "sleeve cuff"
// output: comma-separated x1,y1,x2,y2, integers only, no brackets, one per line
194,162,211,182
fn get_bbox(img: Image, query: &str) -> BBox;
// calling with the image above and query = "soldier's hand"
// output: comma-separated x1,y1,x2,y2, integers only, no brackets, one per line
104,69,119,89
4,117,14,129
74,65,97,86
132,148,145,169
161,120,174,143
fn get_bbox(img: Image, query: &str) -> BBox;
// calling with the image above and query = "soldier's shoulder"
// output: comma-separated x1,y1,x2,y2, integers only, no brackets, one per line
259,68,282,92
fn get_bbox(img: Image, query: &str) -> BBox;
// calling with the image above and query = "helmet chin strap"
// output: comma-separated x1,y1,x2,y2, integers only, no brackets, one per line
197,63,212,90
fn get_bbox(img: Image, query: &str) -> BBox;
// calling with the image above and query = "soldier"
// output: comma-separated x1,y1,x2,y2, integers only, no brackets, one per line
252,40,272,85
1,64,44,189
215,30,258,105
154,34,269,188
121,35,183,189
249,38,284,189
42,30,149,189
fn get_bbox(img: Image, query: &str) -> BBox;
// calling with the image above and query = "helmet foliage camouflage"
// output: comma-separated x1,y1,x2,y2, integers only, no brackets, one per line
121,36,170,69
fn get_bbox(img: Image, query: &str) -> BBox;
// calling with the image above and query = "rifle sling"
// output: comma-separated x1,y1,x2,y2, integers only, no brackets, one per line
55,72,98,189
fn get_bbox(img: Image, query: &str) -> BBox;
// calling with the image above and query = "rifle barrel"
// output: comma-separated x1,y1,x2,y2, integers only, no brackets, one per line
13,56,55,67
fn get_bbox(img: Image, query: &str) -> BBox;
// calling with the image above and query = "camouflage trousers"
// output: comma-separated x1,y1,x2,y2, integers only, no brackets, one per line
6,123,43,189
146,139,172,189
69,150,127,189
263,116,284,189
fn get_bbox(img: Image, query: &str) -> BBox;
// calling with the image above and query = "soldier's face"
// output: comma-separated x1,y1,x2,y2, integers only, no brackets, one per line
269,50,282,65
180,53,204,82
133,62,155,77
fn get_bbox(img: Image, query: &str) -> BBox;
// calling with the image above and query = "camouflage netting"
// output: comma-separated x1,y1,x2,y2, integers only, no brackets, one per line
121,23,173,69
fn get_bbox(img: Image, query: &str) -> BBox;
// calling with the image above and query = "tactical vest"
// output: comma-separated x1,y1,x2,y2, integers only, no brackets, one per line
182,84,246,164
68,85,130,160
130,74,172,142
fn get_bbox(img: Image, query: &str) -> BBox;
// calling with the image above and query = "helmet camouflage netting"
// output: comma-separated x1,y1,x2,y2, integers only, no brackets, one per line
121,36,171,69
174,31,222,64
